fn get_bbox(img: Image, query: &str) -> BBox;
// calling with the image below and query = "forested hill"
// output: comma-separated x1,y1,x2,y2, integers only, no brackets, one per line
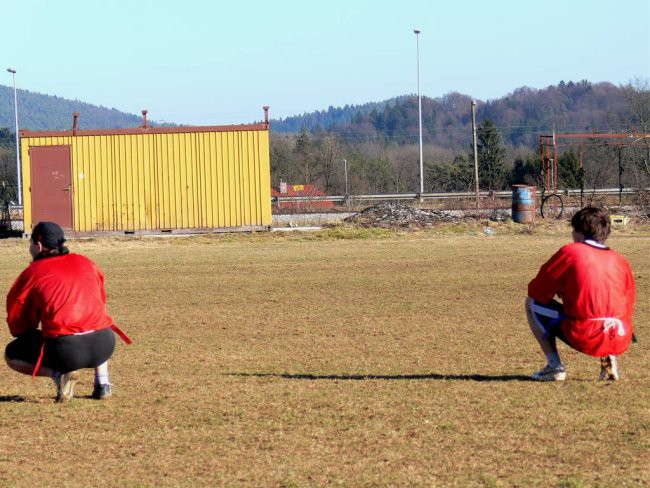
1,80,638,146
270,97,410,133
271,81,635,148
0,84,146,131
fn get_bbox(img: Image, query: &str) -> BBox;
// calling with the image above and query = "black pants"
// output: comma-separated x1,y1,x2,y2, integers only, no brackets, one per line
5,328,115,374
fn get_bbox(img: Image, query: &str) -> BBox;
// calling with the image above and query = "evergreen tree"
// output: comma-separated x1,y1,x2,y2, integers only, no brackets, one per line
476,119,506,190
293,128,315,182
512,156,542,186
425,155,473,192
0,127,14,144
558,151,585,189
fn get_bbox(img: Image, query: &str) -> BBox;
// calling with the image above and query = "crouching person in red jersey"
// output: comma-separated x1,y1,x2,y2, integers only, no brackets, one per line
526,207,636,381
5,222,131,402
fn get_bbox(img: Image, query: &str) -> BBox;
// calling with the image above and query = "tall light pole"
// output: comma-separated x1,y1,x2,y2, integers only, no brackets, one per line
414,28,424,196
471,100,480,209
6,68,22,206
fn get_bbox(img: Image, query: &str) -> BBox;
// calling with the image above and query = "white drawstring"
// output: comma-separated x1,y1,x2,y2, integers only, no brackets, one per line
594,318,626,336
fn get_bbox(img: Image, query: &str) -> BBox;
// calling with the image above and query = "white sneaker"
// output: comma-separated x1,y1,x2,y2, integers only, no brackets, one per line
532,364,567,381
599,355,620,381
55,371,80,403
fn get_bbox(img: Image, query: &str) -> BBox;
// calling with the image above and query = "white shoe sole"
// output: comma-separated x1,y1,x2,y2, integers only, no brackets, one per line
56,371,80,403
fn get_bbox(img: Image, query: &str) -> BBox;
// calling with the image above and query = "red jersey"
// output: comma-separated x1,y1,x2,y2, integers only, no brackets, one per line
528,241,635,356
6,253,116,339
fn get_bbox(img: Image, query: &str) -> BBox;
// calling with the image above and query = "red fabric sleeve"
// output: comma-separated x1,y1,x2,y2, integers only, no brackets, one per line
6,271,41,337
94,263,108,304
625,261,636,327
528,246,574,304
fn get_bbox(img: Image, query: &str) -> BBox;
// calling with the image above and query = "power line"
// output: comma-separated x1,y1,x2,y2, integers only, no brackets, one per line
269,127,643,144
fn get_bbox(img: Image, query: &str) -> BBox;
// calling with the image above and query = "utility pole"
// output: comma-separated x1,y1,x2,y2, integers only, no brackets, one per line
343,158,349,205
471,100,480,209
618,147,623,204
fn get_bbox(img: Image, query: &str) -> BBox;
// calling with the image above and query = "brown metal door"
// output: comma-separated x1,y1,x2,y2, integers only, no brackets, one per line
30,146,73,229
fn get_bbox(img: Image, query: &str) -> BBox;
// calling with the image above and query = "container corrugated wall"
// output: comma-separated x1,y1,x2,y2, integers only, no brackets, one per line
20,125,271,233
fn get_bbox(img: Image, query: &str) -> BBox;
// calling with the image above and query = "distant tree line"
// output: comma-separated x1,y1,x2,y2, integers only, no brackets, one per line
270,80,650,211
272,81,639,149
0,84,146,131
0,127,18,204
270,121,593,195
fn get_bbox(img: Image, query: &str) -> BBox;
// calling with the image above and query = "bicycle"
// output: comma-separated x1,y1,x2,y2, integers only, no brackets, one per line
539,183,564,220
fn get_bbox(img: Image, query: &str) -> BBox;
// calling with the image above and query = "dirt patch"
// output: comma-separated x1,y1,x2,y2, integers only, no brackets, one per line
344,203,510,229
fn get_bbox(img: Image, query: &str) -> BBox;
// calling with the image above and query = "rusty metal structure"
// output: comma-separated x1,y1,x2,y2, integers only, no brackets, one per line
539,131,650,195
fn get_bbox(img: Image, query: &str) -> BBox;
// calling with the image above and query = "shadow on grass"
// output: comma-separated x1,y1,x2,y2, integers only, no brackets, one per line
227,372,533,382
0,395,27,402
0,230,24,239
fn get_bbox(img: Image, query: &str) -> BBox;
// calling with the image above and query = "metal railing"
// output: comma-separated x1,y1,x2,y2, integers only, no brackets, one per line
273,187,645,205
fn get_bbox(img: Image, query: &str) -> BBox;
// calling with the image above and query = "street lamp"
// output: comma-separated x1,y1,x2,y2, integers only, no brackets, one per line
6,68,22,206
414,28,424,196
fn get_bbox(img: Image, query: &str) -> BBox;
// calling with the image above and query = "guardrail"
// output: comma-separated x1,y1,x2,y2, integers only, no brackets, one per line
273,188,646,205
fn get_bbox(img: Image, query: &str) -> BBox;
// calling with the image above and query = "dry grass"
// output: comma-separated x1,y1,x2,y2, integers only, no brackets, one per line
0,222,648,487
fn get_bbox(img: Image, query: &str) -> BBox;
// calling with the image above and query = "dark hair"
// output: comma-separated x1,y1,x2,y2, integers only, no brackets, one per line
570,207,611,243
31,221,70,258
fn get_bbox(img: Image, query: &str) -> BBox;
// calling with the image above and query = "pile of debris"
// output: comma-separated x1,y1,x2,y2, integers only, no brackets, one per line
344,203,464,229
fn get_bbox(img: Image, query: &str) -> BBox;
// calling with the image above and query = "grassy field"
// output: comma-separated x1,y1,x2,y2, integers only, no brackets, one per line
0,221,647,487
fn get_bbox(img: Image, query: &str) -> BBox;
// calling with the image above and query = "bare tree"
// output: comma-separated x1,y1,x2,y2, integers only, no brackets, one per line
386,144,418,193
314,133,343,193
620,78,650,212
0,145,17,203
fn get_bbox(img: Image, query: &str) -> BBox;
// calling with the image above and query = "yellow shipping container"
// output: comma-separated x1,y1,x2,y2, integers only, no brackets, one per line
20,120,271,234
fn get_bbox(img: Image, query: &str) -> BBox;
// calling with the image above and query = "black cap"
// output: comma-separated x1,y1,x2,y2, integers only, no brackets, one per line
32,221,66,250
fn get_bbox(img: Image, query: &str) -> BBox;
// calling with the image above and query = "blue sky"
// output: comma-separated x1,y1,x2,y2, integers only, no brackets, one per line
2,0,649,126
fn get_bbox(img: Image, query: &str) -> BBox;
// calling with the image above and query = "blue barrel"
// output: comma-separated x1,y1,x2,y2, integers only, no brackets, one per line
512,185,536,223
